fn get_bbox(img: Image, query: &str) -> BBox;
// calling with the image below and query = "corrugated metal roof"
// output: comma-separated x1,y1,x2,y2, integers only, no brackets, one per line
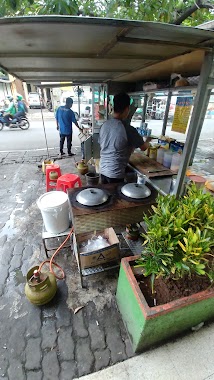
0,16,213,84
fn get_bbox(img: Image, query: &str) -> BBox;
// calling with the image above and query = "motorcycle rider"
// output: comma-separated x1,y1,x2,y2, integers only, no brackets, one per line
14,94,28,120
3,96,16,125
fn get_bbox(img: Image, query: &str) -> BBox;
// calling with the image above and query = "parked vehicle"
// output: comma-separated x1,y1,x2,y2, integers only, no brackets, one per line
0,111,30,130
28,92,44,109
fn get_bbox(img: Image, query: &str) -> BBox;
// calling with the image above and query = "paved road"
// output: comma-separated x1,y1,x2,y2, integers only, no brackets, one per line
0,109,82,152
0,110,213,152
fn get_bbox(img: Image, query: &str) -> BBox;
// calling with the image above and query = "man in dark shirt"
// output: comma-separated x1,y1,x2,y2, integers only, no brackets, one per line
56,97,81,156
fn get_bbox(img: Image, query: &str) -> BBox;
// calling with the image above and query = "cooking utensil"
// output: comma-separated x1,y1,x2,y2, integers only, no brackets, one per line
121,183,151,199
76,188,109,206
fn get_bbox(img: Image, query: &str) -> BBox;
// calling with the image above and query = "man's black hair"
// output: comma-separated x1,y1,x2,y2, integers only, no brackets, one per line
66,97,73,107
113,93,130,113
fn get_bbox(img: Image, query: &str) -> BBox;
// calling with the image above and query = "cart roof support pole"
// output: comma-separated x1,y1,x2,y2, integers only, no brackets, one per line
162,91,172,136
142,94,148,123
77,85,81,117
189,87,212,164
173,51,214,198
91,84,95,135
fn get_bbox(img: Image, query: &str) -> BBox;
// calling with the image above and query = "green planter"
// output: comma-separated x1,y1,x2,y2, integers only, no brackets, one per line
116,256,214,353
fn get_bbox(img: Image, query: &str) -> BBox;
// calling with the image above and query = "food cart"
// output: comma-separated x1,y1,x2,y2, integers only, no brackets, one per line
1,16,213,284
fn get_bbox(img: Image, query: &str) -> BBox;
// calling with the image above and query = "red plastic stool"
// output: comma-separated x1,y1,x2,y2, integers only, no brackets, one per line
56,174,82,193
46,164,62,192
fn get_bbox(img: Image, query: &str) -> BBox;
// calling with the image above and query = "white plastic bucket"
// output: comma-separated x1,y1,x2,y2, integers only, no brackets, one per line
37,191,70,234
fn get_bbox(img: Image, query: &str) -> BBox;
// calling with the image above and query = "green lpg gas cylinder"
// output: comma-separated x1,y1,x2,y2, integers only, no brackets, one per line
25,266,57,306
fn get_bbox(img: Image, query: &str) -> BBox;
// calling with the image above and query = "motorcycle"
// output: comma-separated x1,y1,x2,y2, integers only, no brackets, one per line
0,110,30,131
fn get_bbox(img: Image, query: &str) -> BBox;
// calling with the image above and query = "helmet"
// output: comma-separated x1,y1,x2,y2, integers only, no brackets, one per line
17,94,23,101
7,96,13,102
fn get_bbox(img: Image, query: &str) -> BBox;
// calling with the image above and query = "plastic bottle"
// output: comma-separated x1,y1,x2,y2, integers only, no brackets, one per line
156,148,165,164
163,150,173,168
149,146,158,160
170,153,182,173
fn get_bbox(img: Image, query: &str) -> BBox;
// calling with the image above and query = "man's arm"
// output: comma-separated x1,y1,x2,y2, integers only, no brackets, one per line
74,120,82,130
124,122,151,151
5,103,13,113
139,139,151,151
71,111,82,131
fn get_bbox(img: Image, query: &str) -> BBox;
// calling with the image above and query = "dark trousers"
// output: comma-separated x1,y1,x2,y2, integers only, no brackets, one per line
100,174,124,184
3,114,12,125
14,111,25,120
60,134,72,154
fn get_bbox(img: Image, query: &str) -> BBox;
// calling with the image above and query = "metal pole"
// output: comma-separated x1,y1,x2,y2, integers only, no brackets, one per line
38,88,50,158
50,88,54,112
105,84,108,120
142,94,148,122
162,91,172,136
173,52,214,198
189,88,212,163
77,85,81,117
91,84,95,135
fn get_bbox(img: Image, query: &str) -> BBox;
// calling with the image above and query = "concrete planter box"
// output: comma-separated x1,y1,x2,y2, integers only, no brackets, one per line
116,256,214,352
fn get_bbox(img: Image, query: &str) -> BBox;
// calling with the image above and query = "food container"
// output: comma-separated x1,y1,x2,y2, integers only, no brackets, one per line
137,174,146,185
170,153,182,173
85,172,100,186
163,151,173,168
188,175,206,188
149,146,158,160
156,148,165,164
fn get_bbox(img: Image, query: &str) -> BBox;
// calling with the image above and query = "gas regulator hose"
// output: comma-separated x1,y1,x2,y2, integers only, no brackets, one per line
39,227,74,280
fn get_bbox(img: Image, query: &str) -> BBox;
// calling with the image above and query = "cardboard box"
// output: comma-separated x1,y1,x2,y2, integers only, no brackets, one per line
170,141,184,153
73,228,120,269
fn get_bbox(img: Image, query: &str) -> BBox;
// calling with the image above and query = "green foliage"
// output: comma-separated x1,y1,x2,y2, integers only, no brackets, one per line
0,0,213,26
136,184,214,290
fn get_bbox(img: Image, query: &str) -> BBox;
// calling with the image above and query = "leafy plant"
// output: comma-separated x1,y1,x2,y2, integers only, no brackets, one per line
0,0,213,26
136,183,214,292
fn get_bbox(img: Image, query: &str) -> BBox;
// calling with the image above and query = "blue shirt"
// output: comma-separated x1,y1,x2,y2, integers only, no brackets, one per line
56,106,76,135
17,100,27,113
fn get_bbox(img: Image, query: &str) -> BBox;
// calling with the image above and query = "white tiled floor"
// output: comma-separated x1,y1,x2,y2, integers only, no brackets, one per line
75,323,214,380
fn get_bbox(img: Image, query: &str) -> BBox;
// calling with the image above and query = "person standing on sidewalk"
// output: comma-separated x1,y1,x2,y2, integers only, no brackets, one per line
56,97,81,157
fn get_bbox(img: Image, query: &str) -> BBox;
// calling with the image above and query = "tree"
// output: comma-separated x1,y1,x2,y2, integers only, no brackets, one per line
0,0,213,26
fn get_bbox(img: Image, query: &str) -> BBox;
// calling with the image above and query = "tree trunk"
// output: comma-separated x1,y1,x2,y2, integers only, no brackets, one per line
172,0,213,25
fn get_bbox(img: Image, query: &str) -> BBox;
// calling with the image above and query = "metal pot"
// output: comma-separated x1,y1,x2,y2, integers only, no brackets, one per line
76,187,108,206
85,172,100,186
121,183,151,199
76,160,89,175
